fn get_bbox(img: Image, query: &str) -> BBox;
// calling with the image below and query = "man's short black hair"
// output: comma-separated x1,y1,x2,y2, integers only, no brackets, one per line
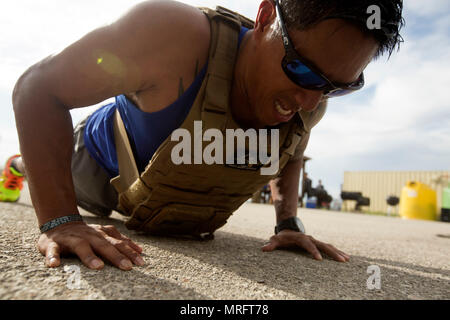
279,0,405,58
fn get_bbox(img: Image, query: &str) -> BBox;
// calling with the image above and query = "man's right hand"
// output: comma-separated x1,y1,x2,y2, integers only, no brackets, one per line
37,222,144,271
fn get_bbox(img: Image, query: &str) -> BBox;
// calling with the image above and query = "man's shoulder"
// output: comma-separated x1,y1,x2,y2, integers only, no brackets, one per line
120,1,212,110
117,0,211,66
133,0,211,40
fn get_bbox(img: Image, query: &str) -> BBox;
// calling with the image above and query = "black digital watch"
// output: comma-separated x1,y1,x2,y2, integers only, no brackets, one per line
274,216,306,235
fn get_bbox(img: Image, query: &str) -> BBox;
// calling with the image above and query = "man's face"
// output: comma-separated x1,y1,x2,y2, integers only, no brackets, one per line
246,3,379,128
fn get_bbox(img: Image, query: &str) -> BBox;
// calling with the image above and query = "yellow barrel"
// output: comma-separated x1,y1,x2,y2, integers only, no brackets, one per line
399,181,437,221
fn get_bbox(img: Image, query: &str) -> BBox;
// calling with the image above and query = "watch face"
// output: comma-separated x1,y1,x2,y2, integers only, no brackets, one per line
296,218,306,234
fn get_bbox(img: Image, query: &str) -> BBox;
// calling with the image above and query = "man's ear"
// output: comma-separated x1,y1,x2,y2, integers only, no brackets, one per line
254,0,277,33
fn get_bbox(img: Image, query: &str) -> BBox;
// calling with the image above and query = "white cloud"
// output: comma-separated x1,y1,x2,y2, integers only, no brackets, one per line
405,0,450,17
0,127,20,165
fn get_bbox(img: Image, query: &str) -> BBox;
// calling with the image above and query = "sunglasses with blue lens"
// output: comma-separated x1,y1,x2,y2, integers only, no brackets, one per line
274,0,365,97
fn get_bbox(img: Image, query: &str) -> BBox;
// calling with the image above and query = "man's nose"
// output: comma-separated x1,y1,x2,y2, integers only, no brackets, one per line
293,89,324,112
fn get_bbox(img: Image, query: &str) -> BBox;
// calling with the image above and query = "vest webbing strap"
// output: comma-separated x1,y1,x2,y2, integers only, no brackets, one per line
111,109,139,193
201,13,240,130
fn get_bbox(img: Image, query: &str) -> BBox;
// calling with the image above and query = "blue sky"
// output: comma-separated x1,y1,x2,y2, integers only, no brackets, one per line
0,0,449,200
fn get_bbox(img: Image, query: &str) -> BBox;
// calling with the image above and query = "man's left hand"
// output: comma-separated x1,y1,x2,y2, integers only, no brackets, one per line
262,230,350,262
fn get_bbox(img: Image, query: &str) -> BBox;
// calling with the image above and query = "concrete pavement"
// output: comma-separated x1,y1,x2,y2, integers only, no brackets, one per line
0,183,449,299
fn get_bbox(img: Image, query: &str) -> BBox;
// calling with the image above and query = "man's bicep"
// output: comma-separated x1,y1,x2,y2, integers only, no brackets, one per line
18,0,209,109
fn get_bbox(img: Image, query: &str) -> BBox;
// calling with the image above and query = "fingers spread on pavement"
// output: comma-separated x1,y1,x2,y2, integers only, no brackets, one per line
107,236,145,266
89,237,133,270
100,225,143,254
69,238,105,270
315,241,347,262
297,238,322,260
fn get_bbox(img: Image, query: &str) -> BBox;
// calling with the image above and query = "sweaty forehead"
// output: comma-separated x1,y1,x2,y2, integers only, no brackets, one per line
288,19,379,83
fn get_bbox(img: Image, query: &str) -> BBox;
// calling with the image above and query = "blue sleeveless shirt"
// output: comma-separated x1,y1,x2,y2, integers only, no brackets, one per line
83,27,249,177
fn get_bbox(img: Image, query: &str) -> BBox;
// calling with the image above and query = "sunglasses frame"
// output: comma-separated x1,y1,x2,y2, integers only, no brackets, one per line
274,0,365,97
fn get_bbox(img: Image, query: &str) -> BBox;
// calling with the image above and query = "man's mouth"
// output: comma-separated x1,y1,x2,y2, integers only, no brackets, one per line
274,100,296,119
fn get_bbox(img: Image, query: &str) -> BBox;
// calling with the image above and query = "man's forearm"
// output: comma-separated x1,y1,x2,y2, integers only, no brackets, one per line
13,76,80,226
269,158,302,224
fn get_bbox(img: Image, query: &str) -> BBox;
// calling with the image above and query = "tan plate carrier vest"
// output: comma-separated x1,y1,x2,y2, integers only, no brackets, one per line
110,6,327,239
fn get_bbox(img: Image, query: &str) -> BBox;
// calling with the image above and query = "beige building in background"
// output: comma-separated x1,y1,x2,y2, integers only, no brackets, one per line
342,171,450,216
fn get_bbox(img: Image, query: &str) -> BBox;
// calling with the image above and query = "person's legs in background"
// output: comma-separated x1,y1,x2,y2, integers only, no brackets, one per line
0,154,25,202
0,116,118,217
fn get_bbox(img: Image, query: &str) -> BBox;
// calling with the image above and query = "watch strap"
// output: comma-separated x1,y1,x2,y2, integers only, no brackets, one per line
275,216,305,234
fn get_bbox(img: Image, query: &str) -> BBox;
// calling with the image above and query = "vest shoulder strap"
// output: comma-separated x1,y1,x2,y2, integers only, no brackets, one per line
110,109,139,193
299,100,328,132
198,7,253,130
215,6,255,29
199,6,255,30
